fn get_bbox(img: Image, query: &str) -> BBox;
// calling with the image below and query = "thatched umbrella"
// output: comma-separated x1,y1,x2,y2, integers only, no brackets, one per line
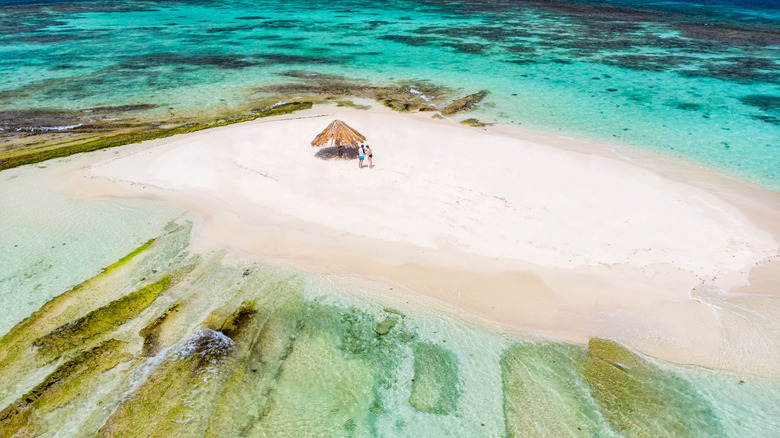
311,120,366,149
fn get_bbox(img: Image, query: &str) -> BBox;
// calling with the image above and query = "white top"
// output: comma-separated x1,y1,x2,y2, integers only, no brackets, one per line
358,147,365,157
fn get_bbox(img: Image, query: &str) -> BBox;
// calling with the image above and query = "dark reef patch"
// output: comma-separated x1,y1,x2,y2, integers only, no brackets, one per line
0,109,81,130
259,53,342,65
415,24,518,42
88,104,158,113
13,32,92,44
119,53,261,70
441,91,489,116
754,114,780,125
740,94,780,112
505,45,535,54
668,101,703,111
444,41,488,55
379,34,437,47
205,24,265,34
260,19,306,29
140,303,181,357
260,72,451,113
676,22,780,47
687,58,780,83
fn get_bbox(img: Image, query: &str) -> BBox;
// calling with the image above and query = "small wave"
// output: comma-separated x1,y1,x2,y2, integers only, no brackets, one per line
16,123,83,132
410,88,433,103
174,327,235,362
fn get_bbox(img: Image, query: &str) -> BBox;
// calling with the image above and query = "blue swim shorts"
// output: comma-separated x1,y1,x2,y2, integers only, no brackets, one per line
359,156,365,161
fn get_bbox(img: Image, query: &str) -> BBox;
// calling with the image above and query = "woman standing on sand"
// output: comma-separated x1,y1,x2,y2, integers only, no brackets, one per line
366,145,373,168
358,144,365,168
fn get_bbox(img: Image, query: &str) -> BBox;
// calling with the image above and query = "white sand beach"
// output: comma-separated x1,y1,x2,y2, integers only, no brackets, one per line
63,105,780,377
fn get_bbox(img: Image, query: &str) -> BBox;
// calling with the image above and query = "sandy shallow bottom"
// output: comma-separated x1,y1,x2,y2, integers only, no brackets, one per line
49,104,780,378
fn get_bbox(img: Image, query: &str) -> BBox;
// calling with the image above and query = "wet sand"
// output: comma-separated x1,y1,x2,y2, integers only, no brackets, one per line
55,104,780,377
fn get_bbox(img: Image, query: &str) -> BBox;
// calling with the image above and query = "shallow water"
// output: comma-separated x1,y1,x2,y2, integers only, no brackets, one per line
1,0,779,189
0,164,186,335
0,168,779,436
2,1,780,435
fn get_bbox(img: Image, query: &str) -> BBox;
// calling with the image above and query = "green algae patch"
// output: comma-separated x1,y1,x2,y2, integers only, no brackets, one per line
139,302,181,357
579,338,722,437
501,342,600,437
0,102,312,171
33,276,171,362
382,307,404,317
100,238,156,277
0,236,165,401
98,328,235,438
460,118,492,128
0,339,131,438
441,90,489,116
409,343,460,415
214,301,260,341
336,100,371,110
0,238,155,360
375,316,398,335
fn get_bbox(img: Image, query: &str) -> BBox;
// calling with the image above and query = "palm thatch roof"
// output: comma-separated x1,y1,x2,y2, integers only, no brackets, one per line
311,119,366,148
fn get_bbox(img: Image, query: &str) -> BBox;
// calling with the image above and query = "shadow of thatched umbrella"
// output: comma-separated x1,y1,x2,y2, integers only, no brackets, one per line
311,120,366,159
315,146,359,160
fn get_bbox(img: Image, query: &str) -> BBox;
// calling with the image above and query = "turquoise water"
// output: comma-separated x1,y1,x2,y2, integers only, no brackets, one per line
1,2,780,435
1,0,779,189
0,185,778,436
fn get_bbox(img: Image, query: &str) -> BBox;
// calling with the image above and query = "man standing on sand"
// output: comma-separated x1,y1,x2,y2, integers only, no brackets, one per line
358,144,365,168
365,144,373,168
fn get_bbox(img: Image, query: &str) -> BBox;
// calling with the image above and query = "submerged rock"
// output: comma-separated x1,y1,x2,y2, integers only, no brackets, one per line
374,316,398,335
139,302,181,357
460,118,492,128
32,276,171,363
578,338,722,436
215,301,260,342
176,327,235,361
382,307,404,317
259,72,451,113
408,343,459,415
441,90,489,116
98,328,236,438
0,339,131,438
